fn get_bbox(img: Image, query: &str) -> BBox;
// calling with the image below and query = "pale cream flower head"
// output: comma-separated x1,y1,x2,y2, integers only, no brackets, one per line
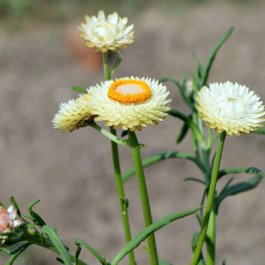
78,10,134,52
195,81,265,135
88,77,171,131
53,94,93,133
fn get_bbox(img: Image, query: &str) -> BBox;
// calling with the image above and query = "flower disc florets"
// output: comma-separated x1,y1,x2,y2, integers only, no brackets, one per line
78,10,134,52
88,77,171,131
195,81,265,135
52,95,93,133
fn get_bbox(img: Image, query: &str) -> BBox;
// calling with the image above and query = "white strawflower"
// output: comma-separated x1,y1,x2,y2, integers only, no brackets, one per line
78,10,134,52
53,94,93,132
88,77,171,131
195,81,265,135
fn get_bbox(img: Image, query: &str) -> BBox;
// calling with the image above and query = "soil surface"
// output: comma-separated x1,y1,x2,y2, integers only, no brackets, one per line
1,2,265,265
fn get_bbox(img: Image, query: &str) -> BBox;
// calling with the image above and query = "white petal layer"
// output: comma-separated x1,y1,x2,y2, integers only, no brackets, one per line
53,95,92,132
195,81,265,135
88,77,171,131
79,10,134,52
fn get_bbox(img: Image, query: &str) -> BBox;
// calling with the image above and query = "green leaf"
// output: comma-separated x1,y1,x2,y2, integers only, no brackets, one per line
75,243,82,265
176,123,190,143
28,200,46,227
74,238,108,265
252,127,265,135
71,86,87,94
222,257,227,265
216,174,263,210
184,177,205,185
202,27,234,86
5,244,29,265
42,225,72,265
192,52,203,81
168,108,189,123
0,242,30,256
9,197,22,217
159,258,172,265
159,77,192,108
191,232,200,252
110,52,123,78
218,166,264,180
122,151,199,183
111,207,200,265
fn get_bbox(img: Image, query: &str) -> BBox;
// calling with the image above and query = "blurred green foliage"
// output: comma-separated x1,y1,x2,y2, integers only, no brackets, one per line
0,0,261,26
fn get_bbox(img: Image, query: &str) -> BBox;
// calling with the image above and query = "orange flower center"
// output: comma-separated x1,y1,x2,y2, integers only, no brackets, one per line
108,79,152,104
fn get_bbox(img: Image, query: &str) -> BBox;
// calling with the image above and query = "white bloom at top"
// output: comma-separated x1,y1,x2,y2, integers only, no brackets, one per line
78,10,134,52
195,81,265,135
88,77,171,131
52,94,93,133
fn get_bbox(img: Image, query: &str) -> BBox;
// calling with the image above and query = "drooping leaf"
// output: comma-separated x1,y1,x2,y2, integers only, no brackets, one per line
0,242,30,256
218,166,263,180
42,225,72,265
167,108,189,123
216,174,263,210
74,238,108,265
5,244,29,265
184,177,205,185
28,200,46,227
111,207,200,265
122,151,199,182
176,122,190,143
159,77,192,108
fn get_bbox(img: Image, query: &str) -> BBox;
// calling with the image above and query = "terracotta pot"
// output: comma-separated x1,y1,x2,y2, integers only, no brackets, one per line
66,25,102,71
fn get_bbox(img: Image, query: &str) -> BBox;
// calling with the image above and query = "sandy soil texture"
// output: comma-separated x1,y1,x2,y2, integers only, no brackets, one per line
0,2,265,265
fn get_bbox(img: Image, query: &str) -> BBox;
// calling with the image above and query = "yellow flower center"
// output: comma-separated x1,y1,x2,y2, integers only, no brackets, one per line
108,79,152,104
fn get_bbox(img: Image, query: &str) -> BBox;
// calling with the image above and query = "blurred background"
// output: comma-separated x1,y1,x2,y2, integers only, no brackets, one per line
1,0,265,264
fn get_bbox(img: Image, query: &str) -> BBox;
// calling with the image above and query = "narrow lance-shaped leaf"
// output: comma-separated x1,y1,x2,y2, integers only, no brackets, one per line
218,166,263,180
159,258,172,265
111,207,200,265
159,77,192,108
202,27,234,86
176,122,190,144
5,244,29,265
216,174,263,210
122,151,200,182
71,86,87,94
28,200,46,227
42,225,72,265
74,238,108,265
110,52,123,78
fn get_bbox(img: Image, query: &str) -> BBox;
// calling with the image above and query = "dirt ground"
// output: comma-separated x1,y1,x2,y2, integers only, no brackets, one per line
1,2,265,265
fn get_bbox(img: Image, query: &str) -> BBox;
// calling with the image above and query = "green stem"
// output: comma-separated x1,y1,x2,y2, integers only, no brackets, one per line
190,131,226,265
102,52,136,265
111,128,136,265
102,52,110,80
128,131,159,265
206,207,217,265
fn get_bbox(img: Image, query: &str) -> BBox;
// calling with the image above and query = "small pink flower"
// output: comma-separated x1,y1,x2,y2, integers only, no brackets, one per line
0,205,22,233
0,207,10,232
